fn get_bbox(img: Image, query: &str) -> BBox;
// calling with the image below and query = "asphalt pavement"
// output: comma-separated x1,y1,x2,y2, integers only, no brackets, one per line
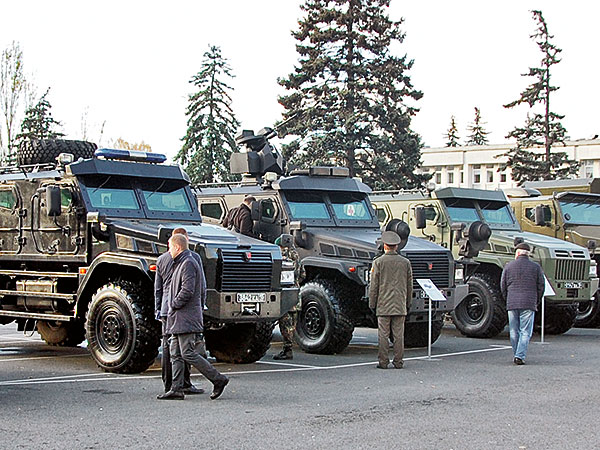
1,323,599,450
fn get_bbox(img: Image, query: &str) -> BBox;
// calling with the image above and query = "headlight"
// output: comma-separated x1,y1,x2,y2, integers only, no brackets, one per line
455,268,464,281
590,263,597,277
280,269,295,285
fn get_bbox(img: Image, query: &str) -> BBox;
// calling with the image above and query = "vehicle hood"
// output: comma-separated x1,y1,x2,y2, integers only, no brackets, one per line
491,229,590,253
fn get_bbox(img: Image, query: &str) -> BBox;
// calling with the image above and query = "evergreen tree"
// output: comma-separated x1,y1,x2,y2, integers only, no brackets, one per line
502,10,577,184
277,0,427,190
177,45,240,184
466,107,489,145
15,88,64,143
445,116,460,147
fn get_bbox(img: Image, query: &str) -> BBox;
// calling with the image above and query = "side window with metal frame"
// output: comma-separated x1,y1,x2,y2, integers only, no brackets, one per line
61,188,73,209
260,198,278,223
200,202,223,220
525,206,552,223
0,190,16,210
375,206,387,223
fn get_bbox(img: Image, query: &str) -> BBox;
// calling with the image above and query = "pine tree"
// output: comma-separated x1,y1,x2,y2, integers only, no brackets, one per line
177,45,240,184
466,107,489,145
502,10,577,184
15,88,64,143
277,0,427,190
445,116,460,147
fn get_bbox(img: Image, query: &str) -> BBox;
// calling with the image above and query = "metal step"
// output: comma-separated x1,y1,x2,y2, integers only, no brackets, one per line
0,290,76,301
0,270,78,278
0,310,73,321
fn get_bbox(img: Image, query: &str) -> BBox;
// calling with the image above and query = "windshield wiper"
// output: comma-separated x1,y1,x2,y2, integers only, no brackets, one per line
146,180,166,199
91,176,112,194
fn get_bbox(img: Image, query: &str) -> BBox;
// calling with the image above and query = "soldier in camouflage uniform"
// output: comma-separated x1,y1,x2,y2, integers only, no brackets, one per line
273,235,303,360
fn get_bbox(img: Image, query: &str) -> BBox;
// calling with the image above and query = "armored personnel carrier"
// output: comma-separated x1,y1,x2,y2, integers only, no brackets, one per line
0,140,298,373
371,187,599,338
195,128,469,354
506,179,600,327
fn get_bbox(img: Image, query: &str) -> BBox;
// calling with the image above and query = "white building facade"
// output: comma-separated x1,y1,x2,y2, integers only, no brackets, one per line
419,139,600,189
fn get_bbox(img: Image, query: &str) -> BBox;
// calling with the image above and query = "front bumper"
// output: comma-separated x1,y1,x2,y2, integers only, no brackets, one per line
406,283,469,324
204,287,299,323
545,277,599,305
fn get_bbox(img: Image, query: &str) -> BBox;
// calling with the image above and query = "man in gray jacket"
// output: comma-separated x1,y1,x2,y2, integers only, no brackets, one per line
501,242,545,365
369,231,413,369
157,234,229,400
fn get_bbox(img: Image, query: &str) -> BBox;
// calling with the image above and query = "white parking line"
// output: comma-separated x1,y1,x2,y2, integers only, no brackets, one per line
257,360,319,369
0,345,512,387
0,353,88,363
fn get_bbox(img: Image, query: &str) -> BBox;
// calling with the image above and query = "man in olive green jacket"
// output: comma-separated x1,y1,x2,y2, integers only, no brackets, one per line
369,231,413,369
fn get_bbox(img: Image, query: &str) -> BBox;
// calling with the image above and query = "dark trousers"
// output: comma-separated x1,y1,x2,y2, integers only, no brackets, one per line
170,332,226,392
377,315,406,367
161,319,192,392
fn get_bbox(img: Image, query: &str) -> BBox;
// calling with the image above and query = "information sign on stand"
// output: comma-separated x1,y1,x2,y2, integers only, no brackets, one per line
416,279,446,359
537,275,556,345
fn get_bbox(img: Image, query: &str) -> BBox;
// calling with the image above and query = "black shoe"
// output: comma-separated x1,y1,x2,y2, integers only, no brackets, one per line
393,364,404,369
376,363,388,369
157,390,185,400
514,357,525,365
273,349,293,360
210,378,230,400
183,386,205,395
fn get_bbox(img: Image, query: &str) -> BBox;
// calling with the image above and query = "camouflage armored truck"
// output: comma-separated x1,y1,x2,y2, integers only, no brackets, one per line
0,140,298,373
371,187,599,338
195,128,469,354
506,178,600,327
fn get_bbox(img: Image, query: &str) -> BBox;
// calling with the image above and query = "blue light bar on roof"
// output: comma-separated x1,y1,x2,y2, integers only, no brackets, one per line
95,148,167,164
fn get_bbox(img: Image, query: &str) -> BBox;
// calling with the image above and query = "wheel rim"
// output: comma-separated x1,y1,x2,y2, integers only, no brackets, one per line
460,293,485,324
576,301,593,321
95,304,127,355
301,301,326,339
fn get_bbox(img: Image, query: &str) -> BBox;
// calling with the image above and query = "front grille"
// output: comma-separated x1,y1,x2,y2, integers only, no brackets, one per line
219,250,273,292
555,258,587,281
404,252,450,290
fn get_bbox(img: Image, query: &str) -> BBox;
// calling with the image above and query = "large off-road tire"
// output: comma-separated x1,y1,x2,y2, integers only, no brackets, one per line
294,280,354,354
403,319,444,348
18,139,97,166
575,292,600,328
37,320,86,347
205,321,275,364
85,281,161,374
535,304,577,335
451,273,507,338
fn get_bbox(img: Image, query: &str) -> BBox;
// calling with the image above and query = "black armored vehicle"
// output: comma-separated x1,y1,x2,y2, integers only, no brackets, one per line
195,128,469,353
0,140,298,373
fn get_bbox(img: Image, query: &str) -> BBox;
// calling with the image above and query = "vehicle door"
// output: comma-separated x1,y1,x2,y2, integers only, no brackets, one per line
521,200,557,238
198,197,227,225
408,201,445,245
371,202,392,226
255,197,283,243
0,184,21,255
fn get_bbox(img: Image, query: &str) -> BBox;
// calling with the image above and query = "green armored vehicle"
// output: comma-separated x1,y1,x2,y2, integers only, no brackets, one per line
195,128,469,354
0,140,298,373
506,178,600,327
371,187,599,338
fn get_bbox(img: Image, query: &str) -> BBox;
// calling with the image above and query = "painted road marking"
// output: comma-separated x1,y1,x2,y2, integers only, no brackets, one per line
0,345,512,387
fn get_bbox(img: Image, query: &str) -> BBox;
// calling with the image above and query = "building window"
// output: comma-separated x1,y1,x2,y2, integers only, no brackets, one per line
474,173,481,184
500,172,507,183
460,171,464,184
435,172,442,184
582,160,594,178
487,170,494,183
447,172,454,184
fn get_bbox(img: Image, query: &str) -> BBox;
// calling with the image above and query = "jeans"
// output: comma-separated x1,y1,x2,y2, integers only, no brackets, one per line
377,315,405,368
508,309,535,360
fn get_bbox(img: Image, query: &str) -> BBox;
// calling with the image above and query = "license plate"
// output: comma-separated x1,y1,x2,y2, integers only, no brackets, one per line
237,293,266,303
564,282,582,289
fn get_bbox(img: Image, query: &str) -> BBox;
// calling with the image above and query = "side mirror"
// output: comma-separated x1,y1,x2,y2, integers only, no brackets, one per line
534,205,546,226
46,186,62,216
250,201,260,221
157,226,174,243
458,221,491,258
289,221,307,248
414,206,426,229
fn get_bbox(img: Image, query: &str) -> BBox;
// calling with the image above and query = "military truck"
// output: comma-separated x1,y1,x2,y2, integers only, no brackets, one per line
0,140,298,373
371,187,599,338
507,178,600,327
194,128,469,354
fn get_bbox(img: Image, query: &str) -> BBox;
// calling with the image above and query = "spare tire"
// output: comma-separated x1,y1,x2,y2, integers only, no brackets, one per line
18,139,97,166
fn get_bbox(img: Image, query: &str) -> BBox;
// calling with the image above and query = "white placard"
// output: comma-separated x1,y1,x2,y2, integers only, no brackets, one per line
416,279,446,301
543,275,556,297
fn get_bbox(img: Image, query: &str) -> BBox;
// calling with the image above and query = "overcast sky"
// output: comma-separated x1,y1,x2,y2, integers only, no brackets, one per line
1,1,598,161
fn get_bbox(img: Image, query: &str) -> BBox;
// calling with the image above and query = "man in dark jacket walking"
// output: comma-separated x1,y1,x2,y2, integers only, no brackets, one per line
369,231,413,369
501,242,545,365
157,234,229,400
222,195,255,237
154,228,204,395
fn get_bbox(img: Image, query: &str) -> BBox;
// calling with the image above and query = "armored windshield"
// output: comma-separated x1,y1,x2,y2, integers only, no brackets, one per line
443,197,519,229
140,181,193,213
284,191,332,220
479,201,516,225
444,199,479,222
329,192,373,221
559,197,600,225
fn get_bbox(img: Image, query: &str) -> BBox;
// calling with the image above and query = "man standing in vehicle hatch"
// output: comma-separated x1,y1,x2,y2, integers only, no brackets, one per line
223,195,256,236
158,234,229,400
369,231,413,369
501,242,544,365
154,228,205,395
